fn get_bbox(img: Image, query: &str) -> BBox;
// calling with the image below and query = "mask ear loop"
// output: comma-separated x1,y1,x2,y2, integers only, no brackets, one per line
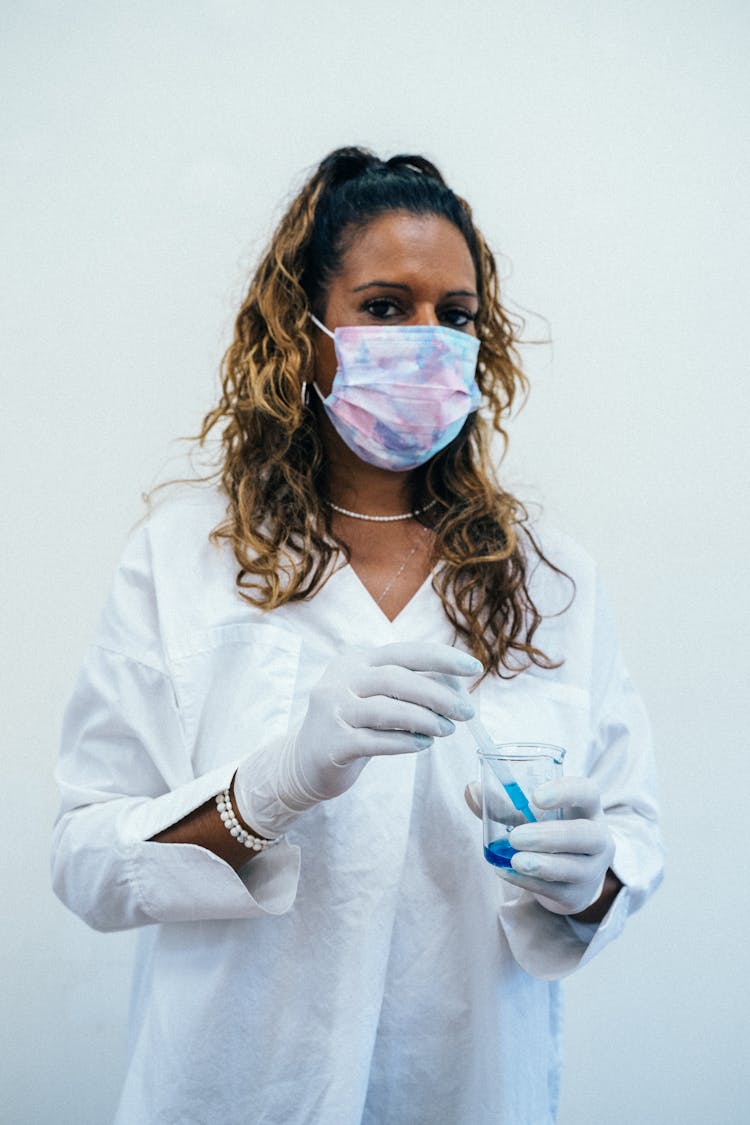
307,314,335,403
300,378,328,405
309,313,336,340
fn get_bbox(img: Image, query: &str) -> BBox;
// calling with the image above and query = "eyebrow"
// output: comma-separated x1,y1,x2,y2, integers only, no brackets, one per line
352,280,478,299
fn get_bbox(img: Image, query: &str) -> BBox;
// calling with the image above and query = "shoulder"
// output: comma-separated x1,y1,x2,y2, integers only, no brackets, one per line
110,482,232,596
107,482,233,588
526,519,595,572
140,481,230,552
141,482,240,613
512,519,614,690
95,484,238,657
520,520,599,615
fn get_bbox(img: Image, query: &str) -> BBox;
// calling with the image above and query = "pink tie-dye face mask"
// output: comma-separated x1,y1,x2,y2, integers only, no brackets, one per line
310,316,481,472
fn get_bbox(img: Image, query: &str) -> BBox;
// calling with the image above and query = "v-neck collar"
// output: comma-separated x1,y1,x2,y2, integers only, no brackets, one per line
278,557,456,654
343,562,436,630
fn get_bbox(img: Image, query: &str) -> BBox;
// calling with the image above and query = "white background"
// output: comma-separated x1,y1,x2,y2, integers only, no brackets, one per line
2,2,749,1122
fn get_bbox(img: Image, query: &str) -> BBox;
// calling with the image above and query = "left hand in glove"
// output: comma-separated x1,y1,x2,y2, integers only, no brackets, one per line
466,776,616,917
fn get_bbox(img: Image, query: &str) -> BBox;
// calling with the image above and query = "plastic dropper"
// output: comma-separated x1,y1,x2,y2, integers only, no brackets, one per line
467,717,537,823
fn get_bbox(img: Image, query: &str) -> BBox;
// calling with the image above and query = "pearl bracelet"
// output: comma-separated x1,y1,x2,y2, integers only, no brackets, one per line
215,788,281,851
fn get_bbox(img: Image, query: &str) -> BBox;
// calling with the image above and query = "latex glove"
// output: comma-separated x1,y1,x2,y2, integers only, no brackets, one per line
465,776,615,916
236,641,480,838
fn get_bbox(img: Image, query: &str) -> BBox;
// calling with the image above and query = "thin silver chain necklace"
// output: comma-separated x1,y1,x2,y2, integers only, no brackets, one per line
328,499,437,523
374,534,427,608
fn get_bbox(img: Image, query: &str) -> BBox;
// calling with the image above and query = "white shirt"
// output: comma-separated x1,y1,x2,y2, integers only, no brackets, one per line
52,486,662,1125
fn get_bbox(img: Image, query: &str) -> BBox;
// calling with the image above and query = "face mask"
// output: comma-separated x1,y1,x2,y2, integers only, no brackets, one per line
310,315,481,472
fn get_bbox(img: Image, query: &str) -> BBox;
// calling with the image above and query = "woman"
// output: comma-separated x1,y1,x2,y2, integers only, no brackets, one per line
52,147,662,1124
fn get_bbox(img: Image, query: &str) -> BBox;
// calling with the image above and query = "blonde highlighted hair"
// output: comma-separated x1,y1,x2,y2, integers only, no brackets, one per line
197,146,570,677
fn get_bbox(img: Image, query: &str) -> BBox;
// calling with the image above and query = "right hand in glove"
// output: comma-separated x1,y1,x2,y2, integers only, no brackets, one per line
234,641,480,839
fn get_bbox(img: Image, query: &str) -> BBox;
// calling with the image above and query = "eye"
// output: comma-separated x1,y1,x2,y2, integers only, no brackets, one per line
440,306,477,329
362,297,404,320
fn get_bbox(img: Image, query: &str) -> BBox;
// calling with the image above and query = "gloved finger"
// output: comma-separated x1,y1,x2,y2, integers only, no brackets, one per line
351,665,475,722
417,672,477,717
464,781,482,819
352,728,435,758
509,850,606,885
343,694,457,739
531,776,602,819
509,818,611,856
463,780,525,824
422,671,476,700
367,642,482,679
493,865,585,904
488,866,540,891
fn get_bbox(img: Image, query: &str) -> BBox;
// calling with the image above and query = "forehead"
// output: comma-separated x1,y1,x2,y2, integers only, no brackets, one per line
336,210,476,289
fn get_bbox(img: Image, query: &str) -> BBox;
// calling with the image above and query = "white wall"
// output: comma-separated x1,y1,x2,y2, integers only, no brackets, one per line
3,3,748,1122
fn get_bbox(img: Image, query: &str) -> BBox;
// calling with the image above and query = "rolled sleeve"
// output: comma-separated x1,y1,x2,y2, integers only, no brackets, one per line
52,637,301,932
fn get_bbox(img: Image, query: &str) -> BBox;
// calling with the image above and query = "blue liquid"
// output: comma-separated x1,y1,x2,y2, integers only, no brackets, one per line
502,780,536,823
484,839,517,868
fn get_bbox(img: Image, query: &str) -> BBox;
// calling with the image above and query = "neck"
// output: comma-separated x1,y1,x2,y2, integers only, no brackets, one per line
322,416,416,517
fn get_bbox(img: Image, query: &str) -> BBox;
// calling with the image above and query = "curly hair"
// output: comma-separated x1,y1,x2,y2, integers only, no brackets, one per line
197,146,571,678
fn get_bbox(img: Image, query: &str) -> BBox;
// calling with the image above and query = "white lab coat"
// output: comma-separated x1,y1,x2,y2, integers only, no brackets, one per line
52,485,662,1125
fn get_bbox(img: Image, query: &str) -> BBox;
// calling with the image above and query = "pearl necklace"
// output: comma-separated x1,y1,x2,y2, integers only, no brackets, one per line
328,499,437,523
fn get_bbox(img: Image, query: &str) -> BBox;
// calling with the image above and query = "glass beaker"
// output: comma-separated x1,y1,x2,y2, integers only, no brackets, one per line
478,743,565,868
